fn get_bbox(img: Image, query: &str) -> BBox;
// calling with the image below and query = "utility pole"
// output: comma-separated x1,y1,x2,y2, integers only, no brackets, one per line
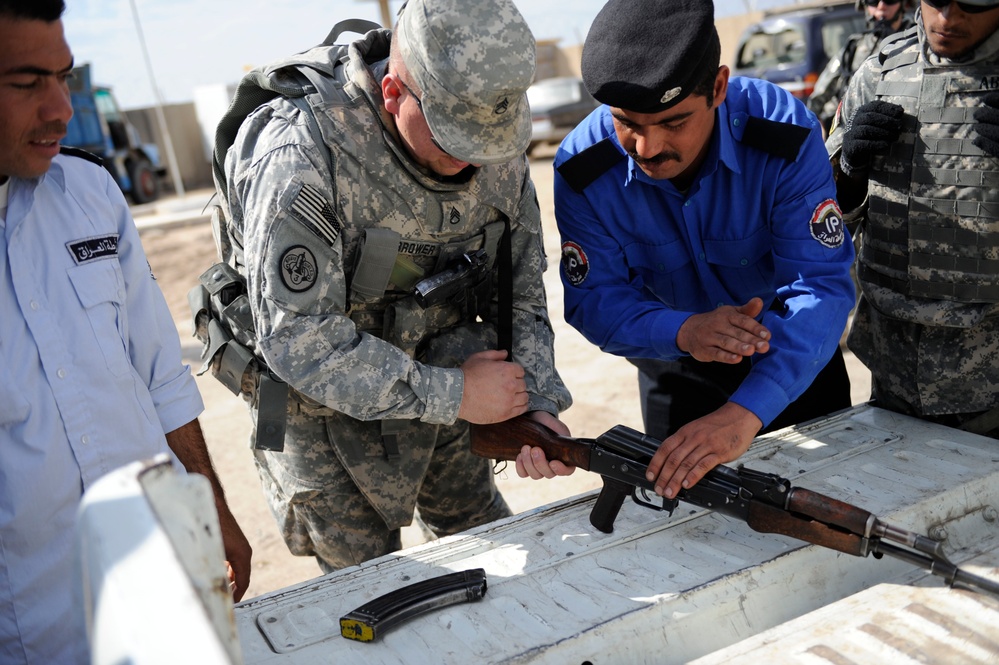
360,0,394,28
129,0,185,197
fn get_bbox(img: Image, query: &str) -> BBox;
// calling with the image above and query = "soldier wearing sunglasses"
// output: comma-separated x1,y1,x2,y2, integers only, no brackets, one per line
808,0,915,134
827,0,999,436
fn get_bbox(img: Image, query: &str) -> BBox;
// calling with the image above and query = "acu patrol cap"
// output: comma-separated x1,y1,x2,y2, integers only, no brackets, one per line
582,0,721,113
394,0,536,165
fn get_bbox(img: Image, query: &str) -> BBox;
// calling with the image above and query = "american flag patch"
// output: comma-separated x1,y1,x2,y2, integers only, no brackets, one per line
290,184,341,245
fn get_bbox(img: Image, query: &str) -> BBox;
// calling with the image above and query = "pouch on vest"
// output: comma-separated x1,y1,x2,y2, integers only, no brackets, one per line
188,262,289,452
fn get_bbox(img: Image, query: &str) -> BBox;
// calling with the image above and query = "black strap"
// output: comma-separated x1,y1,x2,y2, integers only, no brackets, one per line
497,216,513,357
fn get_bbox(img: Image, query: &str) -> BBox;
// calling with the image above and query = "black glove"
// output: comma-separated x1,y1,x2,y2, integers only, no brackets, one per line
973,91,999,159
840,100,905,176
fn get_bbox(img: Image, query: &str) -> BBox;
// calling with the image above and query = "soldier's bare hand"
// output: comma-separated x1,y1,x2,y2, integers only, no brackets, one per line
458,350,529,424
514,411,575,479
645,401,762,499
676,297,770,363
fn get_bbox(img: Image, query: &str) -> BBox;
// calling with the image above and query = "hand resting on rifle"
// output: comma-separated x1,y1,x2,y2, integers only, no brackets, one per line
643,297,768,497
515,411,575,479
646,401,761,499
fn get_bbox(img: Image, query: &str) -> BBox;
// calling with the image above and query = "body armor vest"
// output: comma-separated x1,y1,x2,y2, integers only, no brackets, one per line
861,35,999,313
197,30,527,455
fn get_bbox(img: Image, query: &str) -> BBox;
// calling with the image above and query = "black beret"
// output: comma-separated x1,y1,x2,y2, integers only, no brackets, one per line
582,0,720,113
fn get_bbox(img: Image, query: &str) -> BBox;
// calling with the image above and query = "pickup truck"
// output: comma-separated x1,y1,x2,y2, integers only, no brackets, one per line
78,404,999,663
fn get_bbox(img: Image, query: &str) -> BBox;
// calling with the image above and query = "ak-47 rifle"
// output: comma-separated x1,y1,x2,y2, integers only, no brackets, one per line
470,416,999,598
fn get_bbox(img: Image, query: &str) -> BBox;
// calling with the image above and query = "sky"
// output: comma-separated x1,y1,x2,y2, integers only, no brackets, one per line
61,0,787,111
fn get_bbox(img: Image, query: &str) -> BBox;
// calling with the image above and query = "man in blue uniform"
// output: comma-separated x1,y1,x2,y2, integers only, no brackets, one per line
0,1,251,661
517,0,856,498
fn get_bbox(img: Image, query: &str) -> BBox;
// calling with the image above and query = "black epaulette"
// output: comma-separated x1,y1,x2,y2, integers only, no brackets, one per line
556,138,626,194
59,146,104,167
739,116,811,162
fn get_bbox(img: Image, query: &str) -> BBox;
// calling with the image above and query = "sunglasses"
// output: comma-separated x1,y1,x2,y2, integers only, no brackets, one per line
397,78,451,156
863,0,901,5
922,0,998,12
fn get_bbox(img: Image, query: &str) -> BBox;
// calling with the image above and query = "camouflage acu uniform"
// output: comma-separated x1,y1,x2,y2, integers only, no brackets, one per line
828,18,999,426
808,17,915,132
221,27,570,571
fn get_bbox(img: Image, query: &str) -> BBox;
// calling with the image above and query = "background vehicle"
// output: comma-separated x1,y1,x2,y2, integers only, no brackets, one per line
526,76,599,156
732,1,867,101
65,63,166,204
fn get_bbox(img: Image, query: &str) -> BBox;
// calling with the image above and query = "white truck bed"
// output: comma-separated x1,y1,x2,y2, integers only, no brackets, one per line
234,405,999,664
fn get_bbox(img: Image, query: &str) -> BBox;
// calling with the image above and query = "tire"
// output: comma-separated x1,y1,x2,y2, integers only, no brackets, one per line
129,158,160,204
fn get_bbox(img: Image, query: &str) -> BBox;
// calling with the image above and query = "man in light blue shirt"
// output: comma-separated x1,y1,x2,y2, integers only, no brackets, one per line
0,1,252,661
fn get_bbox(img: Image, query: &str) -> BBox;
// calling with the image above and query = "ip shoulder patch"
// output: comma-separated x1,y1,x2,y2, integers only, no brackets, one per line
561,241,590,286
809,199,845,249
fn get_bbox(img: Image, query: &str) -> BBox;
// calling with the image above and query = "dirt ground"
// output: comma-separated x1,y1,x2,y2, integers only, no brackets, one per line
136,146,870,601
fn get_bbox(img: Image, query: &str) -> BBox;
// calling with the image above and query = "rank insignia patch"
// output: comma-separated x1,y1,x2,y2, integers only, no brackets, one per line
809,199,845,249
280,245,318,292
561,241,589,286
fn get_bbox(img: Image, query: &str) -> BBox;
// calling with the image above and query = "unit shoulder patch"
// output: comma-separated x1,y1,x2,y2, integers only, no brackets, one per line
279,245,318,292
561,241,589,286
809,199,845,249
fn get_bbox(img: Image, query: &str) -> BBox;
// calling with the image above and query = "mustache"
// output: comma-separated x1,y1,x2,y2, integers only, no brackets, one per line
629,150,682,166
31,122,69,140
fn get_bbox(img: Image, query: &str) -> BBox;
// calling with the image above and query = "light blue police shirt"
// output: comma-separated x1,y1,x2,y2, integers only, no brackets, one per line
554,77,856,427
0,152,203,663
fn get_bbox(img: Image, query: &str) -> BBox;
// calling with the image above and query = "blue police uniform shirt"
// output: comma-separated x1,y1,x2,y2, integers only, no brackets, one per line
554,76,856,427
0,153,203,663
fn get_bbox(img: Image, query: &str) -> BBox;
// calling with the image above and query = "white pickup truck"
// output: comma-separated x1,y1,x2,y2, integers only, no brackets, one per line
78,404,999,664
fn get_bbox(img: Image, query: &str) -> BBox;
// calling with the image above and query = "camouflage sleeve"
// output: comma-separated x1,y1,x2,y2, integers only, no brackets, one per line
807,47,846,127
228,104,463,425
506,161,572,417
825,49,882,162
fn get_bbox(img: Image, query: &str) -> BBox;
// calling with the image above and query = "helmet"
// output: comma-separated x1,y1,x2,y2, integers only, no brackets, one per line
854,0,915,10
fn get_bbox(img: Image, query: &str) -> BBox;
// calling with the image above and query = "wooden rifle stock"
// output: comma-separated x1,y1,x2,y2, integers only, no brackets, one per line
746,500,867,556
469,417,593,471
786,488,875,537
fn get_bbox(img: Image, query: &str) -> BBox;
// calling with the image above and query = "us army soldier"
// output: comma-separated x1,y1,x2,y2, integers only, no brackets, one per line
216,0,571,573
828,0,999,435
